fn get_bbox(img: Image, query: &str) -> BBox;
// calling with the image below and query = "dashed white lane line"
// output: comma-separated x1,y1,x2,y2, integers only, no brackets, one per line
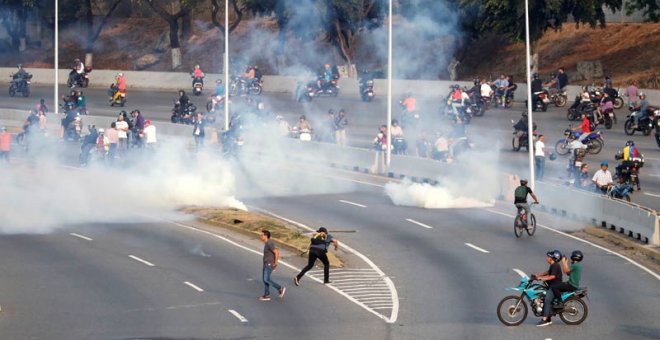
184,281,204,292
70,233,93,241
228,309,248,323
406,218,433,229
339,199,367,208
128,255,155,267
643,192,660,198
486,209,660,281
464,243,490,254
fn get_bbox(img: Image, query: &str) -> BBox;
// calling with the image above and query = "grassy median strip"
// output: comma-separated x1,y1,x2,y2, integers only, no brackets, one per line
182,207,343,268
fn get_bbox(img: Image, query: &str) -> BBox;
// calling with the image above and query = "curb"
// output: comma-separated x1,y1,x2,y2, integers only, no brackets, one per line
583,226,660,262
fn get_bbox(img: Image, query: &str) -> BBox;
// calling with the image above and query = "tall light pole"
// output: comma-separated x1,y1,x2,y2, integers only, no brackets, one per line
223,0,229,131
55,0,59,114
386,0,393,166
524,0,536,189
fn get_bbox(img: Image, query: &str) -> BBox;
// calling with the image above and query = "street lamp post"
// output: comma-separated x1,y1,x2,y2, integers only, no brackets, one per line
55,0,59,115
524,0,536,189
223,0,230,131
386,0,393,167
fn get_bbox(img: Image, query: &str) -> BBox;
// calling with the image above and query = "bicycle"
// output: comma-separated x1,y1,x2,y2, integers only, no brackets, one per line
514,202,537,238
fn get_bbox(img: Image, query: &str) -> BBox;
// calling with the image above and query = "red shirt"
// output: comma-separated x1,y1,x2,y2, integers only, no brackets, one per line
194,69,204,78
581,118,591,133
0,132,10,151
117,76,126,91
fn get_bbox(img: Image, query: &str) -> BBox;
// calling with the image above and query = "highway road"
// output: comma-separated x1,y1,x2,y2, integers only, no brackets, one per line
3,84,658,208
0,83,659,339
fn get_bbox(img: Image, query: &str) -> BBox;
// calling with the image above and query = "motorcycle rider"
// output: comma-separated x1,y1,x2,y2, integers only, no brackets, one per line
616,140,642,190
77,90,87,114
551,250,584,308
12,64,29,88
59,101,79,139
111,72,126,103
632,92,649,129
530,73,543,109
480,79,493,100
513,178,539,226
512,111,537,149
592,161,613,193
573,113,592,142
243,65,256,88
317,64,333,92
532,250,563,327
298,115,312,132
543,73,558,91
493,74,508,100
557,67,568,90
79,125,98,166
177,89,190,116
69,58,85,87
596,90,614,124
210,79,225,112
192,64,205,87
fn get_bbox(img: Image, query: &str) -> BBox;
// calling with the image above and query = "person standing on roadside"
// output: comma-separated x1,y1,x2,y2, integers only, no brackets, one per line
625,81,639,107
294,227,339,286
334,109,348,146
535,135,547,180
260,230,285,301
192,112,206,152
0,127,11,163
115,113,129,156
106,122,119,164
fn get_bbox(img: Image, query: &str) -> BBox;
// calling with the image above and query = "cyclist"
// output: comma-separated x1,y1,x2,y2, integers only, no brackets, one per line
514,179,539,226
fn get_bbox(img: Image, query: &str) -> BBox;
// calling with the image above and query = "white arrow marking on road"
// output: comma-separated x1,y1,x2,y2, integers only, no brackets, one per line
128,255,155,267
643,192,660,198
184,281,204,292
464,243,490,253
70,233,93,241
228,309,248,323
339,200,367,208
406,218,433,229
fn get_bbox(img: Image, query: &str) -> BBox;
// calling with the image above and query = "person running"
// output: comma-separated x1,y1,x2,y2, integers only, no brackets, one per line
260,230,285,301
294,227,339,285
514,179,539,226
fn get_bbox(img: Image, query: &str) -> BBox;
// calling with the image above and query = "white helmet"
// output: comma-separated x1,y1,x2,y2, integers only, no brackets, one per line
98,128,105,133
117,72,123,77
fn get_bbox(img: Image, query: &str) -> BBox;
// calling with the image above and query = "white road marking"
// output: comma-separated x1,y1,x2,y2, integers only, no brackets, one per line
486,209,660,281
464,243,490,254
128,255,155,267
69,233,92,241
184,281,204,292
154,215,399,324
643,192,660,198
647,174,660,177
339,199,367,208
406,218,433,229
228,309,248,323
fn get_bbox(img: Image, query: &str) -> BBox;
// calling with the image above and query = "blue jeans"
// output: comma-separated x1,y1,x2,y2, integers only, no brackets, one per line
262,264,282,296
535,156,545,180
543,288,554,318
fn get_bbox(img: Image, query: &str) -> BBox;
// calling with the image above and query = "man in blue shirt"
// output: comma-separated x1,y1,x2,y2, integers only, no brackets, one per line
294,227,339,285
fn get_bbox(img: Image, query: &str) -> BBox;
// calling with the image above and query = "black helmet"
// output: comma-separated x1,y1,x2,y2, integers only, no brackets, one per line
570,250,584,262
520,179,528,186
473,78,479,85
626,140,634,147
532,73,539,80
547,250,562,262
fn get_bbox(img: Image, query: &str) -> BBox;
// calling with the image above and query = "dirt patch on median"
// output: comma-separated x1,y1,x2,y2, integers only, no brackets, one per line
182,206,343,268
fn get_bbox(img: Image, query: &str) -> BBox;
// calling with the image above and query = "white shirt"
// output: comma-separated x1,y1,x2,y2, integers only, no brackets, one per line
534,140,545,157
115,120,128,139
592,169,613,186
480,83,493,97
461,92,470,105
144,125,157,144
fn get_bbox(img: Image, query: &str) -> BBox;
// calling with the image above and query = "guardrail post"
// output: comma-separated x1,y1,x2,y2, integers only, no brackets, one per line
653,216,660,246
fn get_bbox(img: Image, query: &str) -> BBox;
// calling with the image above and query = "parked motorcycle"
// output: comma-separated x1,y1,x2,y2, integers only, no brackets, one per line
9,73,32,97
497,271,588,326
67,66,92,88
229,75,263,96
555,128,604,155
108,83,126,107
524,90,550,112
623,105,658,136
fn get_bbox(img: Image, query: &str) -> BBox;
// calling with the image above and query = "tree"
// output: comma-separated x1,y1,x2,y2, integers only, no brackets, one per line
626,0,660,22
146,0,199,69
82,0,124,67
0,0,34,52
209,0,243,34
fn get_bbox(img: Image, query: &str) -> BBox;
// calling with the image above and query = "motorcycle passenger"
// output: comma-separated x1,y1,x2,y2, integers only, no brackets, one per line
480,79,493,100
597,91,614,123
69,58,85,87
468,79,480,102
551,250,584,308
317,64,333,92
112,72,126,103
532,250,564,327
592,161,613,194
192,64,205,87
513,179,539,226
632,92,649,129
298,115,312,132
530,73,543,109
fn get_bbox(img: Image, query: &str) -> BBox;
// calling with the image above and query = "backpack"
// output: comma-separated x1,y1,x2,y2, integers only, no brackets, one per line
311,232,327,246
514,186,528,200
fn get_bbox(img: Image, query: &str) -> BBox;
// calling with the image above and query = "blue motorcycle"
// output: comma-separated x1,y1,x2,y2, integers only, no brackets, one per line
555,128,604,156
497,271,588,326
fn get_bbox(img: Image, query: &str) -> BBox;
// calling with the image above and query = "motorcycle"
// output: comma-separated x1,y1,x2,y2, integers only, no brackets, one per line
290,126,313,141
64,115,83,142
511,129,537,152
466,92,486,117
9,73,32,97
67,66,92,88
623,105,658,136
555,128,604,155
206,95,226,114
597,87,625,109
546,87,568,107
229,75,263,96
171,100,197,124
191,75,204,96
497,271,588,326
492,87,515,108
655,118,660,148
615,152,644,190
524,90,550,112
359,78,375,102
108,83,126,107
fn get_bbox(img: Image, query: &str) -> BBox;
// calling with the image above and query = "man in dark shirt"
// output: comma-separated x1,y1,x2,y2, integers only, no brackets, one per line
514,179,539,225
259,230,285,301
294,227,339,285
530,73,543,110
533,250,563,327
557,67,568,90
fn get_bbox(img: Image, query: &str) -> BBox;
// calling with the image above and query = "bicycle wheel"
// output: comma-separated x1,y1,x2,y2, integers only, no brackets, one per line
526,214,536,236
514,216,523,238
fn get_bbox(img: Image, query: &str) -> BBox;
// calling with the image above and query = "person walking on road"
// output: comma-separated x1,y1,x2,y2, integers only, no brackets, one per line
294,227,339,286
260,230,285,301
0,126,11,163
